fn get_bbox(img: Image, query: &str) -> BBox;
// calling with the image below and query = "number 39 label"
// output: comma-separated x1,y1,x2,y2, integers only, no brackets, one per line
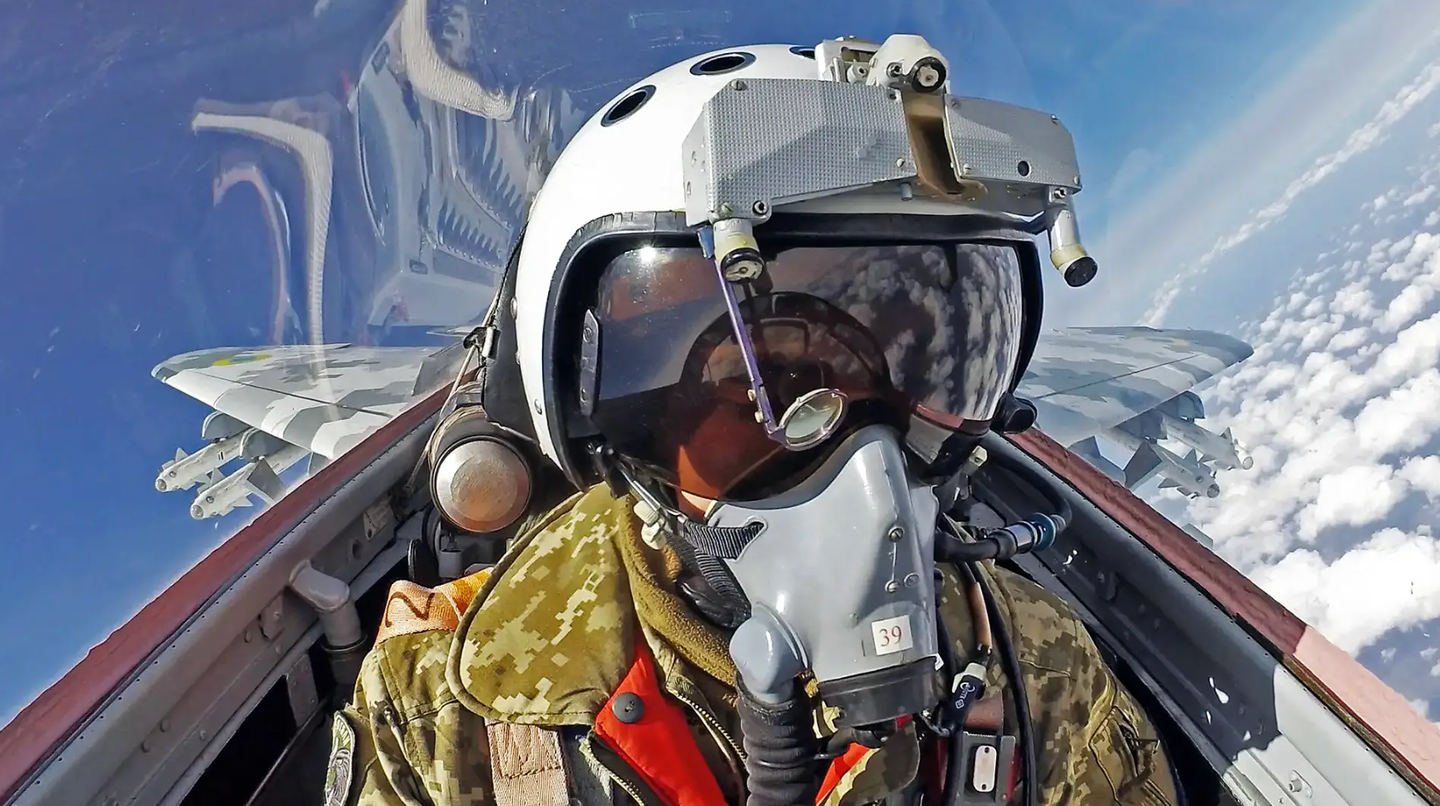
870,615,914,655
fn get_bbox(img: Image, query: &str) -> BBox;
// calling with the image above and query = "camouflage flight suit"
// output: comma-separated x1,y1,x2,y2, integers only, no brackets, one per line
329,483,1179,806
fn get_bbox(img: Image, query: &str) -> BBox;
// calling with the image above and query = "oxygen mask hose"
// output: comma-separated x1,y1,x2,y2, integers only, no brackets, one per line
736,679,823,806
935,512,1065,564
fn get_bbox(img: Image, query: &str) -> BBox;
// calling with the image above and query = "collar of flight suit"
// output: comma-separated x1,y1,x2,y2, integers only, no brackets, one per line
445,482,738,726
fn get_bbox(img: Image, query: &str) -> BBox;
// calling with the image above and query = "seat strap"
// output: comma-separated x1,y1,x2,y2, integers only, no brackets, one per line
487,721,574,806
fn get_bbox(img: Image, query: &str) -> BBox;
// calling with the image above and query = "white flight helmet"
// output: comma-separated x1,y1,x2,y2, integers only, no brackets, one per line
505,36,1091,497
513,45,821,472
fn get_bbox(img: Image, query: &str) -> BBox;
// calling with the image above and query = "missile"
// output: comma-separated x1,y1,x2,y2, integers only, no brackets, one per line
187,443,308,520
1152,446,1221,500
155,428,255,492
261,443,308,476
190,458,286,520
1105,428,1221,499
1181,523,1216,550
1159,413,1253,471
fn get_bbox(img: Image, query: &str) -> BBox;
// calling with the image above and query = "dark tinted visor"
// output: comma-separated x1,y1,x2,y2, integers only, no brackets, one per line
586,243,1025,498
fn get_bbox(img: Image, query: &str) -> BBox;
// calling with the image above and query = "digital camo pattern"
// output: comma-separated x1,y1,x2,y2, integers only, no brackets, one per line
152,344,446,458
938,561,1180,805
451,484,638,725
342,626,498,805
335,484,1180,806
1016,327,1252,443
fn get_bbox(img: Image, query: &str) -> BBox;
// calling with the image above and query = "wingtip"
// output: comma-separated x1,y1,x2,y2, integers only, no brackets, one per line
1193,331,1254,362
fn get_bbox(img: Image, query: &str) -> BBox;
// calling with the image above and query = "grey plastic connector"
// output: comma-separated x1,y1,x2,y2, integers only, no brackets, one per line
632,498,667,549
964,446,989,476
730,605,808,704
437,539,465,581
288,561,363,649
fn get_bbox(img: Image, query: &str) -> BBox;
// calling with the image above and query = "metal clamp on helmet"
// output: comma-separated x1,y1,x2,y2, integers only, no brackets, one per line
682,33,1096,276
814,35,950,95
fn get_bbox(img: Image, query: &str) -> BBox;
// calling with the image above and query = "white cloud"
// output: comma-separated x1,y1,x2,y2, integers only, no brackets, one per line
1399,456,1440,498
1326,327,1368,352
1250,528,1440,655
1155,132,1440,659
1404,186,1437,206
1379,283,1433,331
1332,278,1379,318
1293,464,1407,541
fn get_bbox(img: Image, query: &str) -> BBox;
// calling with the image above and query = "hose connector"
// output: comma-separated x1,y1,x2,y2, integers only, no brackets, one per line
1017,513,1064,552
975,513,1066,560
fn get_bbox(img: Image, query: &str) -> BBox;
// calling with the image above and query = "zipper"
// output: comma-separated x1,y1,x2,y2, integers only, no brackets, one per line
583,733,669,806
667,682,749,805
668,684,746,765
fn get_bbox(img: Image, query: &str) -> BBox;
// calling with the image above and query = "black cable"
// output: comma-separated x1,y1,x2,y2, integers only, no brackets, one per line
936,513,1005,565
936,529,1002,563
975,565,1037,806
933,575,958,706
976,446,1073,531
421,505,437,552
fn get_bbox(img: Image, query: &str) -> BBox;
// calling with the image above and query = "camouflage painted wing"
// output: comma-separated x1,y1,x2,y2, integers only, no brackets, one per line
152,344,457,460
1015,327,1253,447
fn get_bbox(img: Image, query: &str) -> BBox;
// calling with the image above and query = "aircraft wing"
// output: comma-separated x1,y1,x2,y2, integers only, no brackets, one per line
151,344,463,519
1016,326,1253,447
152,344,454,460
153,344,456,460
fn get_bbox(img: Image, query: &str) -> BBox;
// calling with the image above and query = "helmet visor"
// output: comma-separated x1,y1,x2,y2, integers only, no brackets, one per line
587,242,1025,498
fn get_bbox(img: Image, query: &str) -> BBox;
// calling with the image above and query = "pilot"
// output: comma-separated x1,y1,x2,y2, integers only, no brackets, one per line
326,36,1181,806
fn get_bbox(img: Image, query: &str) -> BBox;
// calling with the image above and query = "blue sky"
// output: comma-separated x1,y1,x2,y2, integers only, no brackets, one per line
1,0,1429,728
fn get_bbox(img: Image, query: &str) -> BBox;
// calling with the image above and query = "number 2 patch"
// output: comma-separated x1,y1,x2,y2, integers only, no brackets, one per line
324,711,357,806
870,615,914,655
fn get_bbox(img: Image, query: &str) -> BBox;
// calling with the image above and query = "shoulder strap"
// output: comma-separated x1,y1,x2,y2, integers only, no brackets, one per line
962,693,1004,733
486,721,573,806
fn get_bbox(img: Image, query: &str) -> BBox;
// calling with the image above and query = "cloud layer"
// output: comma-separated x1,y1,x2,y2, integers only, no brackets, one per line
1168,128,1440,661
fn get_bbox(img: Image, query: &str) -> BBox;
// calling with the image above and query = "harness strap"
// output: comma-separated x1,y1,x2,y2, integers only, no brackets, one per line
480,695,1018,806
486,721,573,806
962,694,1004,733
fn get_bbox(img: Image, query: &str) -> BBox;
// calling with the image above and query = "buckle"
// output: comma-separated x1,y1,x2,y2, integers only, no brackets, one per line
952,730,1016,805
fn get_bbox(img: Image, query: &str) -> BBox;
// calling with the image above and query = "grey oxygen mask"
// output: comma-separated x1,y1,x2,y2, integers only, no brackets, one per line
704,423,944,728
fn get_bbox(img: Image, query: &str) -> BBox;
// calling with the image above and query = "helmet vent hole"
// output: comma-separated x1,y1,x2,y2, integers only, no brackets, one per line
789,46,816,59
601,84,655,126
691,51,755,76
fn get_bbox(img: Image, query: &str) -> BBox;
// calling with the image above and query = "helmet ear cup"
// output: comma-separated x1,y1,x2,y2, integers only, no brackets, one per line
429,406,536,534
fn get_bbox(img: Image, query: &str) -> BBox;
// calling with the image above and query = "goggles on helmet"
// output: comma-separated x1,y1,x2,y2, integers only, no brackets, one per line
584,240,1025,499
